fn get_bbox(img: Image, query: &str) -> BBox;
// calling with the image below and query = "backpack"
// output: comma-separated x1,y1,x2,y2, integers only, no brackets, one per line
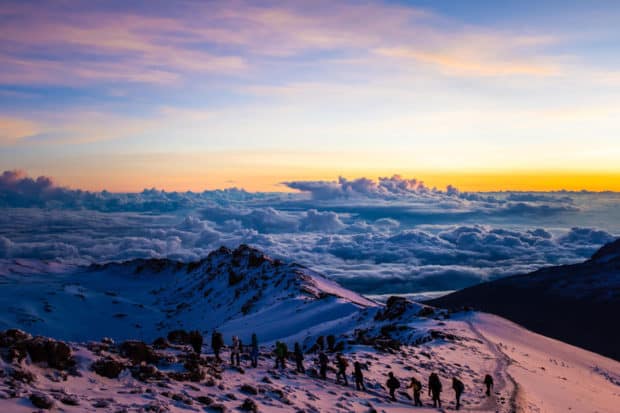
388,377,400,389
455,380,464,392
413,379,422,392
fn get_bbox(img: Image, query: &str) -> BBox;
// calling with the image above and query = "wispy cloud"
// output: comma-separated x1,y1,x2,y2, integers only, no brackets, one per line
0,0,564,86
0,116,40,143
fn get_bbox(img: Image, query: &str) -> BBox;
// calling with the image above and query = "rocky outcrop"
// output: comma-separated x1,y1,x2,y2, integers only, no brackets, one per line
119,340,159,364
91,357,127,379
30,392,55,409
0,330,74,370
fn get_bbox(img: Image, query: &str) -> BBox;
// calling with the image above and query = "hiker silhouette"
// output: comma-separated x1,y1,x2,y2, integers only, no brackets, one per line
354,361,366,391
407,377,423,406
386,371,400,401
452,377,464,410
484,374,494,396
294,342,305,373
428,372,442,407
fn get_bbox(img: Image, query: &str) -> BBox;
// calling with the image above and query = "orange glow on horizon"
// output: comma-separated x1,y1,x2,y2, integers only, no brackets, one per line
49,168,620,193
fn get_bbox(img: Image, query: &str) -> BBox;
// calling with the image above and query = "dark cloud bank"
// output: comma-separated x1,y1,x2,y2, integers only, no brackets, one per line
1,170,619,295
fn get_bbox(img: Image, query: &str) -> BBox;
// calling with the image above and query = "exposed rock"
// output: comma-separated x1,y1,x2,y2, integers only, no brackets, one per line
195,395,213,405
60,393,80,406
92,398,111,408
10,367,36,383
209,403,228,413
92,357,127,379
30,392,55,409
152,337,168,349
131,364,163,381
240,383,258,395
171,393,193,405
23,336,74,369
119,340,158,364
417,306,435,317
101,337,115,345
0,329,31,347
240,398,259,412
375,296,411,321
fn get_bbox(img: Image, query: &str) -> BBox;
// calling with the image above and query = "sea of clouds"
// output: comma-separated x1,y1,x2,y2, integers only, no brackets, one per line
1,170,619,295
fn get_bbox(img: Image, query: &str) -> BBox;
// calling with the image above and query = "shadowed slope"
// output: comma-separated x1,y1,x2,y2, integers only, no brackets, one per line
427,239,620,360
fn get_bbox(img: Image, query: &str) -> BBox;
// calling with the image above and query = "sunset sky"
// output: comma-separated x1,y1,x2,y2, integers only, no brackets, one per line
1,0,619,191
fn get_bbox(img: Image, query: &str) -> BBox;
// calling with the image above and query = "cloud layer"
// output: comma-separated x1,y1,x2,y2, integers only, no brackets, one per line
1,171,619,295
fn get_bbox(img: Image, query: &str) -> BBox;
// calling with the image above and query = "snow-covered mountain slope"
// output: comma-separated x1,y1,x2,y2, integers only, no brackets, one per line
473,313,620,413
1,311,618,413
0,245,376,343
428,237,620,361
1,244,619,412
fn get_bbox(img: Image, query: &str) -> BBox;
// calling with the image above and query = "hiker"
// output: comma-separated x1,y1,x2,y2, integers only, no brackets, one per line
335,354,349,385
274,341,287,369
484,374,494,396
211,330,224,362
294,342,305,373
250,333,259,368
452,377,464,410
386,371,401,401
230,335,241,366
318,352,329,379
407,377,423,406
189,330,202,354
353,361,366,391
428,372,442,408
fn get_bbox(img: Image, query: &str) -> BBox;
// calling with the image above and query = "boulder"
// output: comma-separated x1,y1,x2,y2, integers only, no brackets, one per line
195,395,213,405
131,364,163,381
240,383,258,395
24,336,74,369
60,393,80,406
152,337,168,349
209,403,228,413
375,296,410,321
0,329,31,347
92,357,126,379
30,392,55,409
119,340,158,364
240,398,259,412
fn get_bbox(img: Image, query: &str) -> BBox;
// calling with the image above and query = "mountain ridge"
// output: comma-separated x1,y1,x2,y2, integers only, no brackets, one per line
427,237,620,361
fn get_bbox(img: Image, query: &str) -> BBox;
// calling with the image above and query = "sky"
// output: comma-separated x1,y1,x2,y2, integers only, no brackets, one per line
1,0,620,191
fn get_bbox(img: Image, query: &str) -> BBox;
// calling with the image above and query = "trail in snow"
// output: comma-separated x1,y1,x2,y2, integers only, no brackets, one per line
467,318,520,413
471,313,620,413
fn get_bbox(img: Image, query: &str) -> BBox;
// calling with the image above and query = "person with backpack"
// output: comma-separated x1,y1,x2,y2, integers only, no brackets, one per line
274,341,287,369
250,333,259,368
407,377,423,406
428,372,442,408
230,335,241,366
294,342,305,373
318,352,329,379
353,361,366,391
335,354,349,385
386,371,401,401
452,377,464,410
484,374,494,396
211,330,224,362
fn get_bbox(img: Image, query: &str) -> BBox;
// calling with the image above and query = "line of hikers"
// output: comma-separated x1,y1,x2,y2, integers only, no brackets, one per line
209,330,494,409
